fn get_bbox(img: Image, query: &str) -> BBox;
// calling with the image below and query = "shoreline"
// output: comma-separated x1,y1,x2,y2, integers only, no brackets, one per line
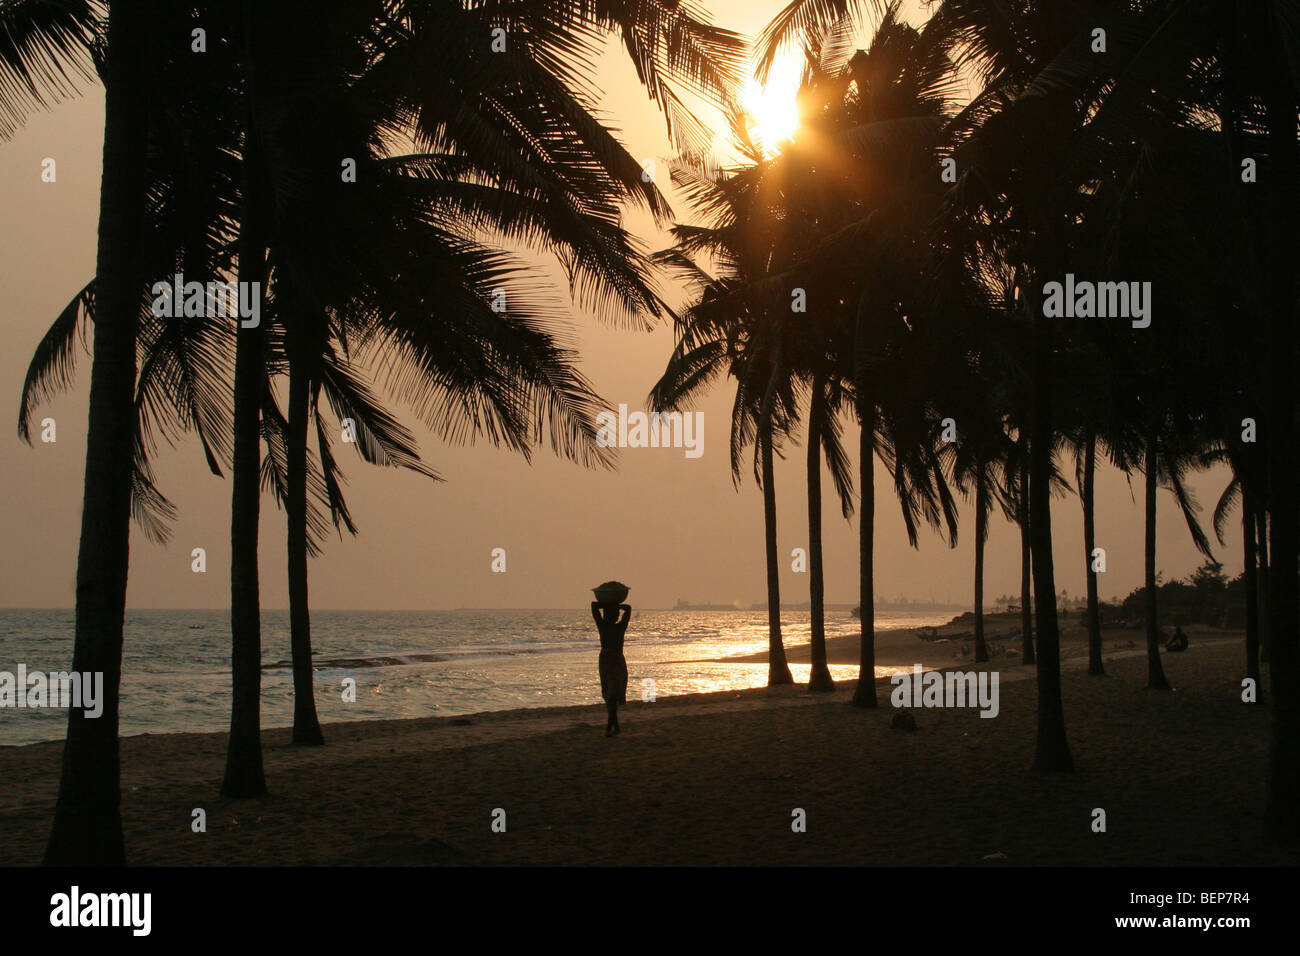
706,610,1215,667
2,628,1291,866
2,614,1233,752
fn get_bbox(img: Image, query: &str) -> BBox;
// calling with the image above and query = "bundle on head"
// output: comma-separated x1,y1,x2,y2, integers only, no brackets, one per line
593,581,629,606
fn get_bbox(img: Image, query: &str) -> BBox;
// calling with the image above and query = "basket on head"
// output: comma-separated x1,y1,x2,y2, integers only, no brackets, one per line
592,581,629,606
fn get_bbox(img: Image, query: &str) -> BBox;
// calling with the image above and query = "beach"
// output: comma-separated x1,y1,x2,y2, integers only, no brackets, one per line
2,623,1294,866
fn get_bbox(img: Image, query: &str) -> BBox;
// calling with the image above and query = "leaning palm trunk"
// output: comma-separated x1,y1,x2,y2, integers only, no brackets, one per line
805,374,835,692
1083,428,1104,676
222,4,268,797
287,330,325,744
1143,428,1171,691
852,398,877,707
973,460,988,663
759,366,793,686
1029,310,1071,771
44,1,151,866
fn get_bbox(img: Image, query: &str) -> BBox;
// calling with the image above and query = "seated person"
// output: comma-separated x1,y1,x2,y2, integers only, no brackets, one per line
1164,625,1189,652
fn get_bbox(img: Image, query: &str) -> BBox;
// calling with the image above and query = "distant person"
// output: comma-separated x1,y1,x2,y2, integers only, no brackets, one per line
591,602,631,736
1165,625,1189,652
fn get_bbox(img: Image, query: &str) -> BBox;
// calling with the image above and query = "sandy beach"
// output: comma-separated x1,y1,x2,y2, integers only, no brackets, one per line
2,621,1294,866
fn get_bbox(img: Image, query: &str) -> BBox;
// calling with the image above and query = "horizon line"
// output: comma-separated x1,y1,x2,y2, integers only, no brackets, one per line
0,603,976,613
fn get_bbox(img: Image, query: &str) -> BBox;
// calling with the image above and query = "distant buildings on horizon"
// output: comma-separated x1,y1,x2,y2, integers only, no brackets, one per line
673,598,969,612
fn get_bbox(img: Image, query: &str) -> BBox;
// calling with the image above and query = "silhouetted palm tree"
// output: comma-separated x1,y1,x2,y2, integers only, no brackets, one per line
1079,425,1104,676
743,9,965,700
212,0,742,790
1206,438,1267,694
2,0,217,864
802,365,848,692
650,127,800,686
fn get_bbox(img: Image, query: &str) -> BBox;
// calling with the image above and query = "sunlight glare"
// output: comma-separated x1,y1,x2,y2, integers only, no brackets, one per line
741,56,802,157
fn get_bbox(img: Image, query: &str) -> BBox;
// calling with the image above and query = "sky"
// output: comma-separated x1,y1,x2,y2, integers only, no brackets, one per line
0,0,1239,610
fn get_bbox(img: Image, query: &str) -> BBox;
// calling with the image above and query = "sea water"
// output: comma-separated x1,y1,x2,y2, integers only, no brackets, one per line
0,607,952,745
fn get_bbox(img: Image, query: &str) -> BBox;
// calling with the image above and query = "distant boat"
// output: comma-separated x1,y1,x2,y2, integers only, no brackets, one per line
851,606,860,618
674,598,740,611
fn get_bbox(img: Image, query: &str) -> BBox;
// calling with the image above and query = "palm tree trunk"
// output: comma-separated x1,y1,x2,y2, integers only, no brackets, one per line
43,1,151,866
759,359,793,686
287,329,325,744
1262,76,1300,845
1257,507,1270,663
1144,427,1171,690
852,399,876,706
1243,481,1261,694
806,373,835,692
222,3,268,797
760,409,793,686
1083,428,1104,675
1029,310,1071,771
1019,444,1034,665
973,460,989,663
224,252,267,796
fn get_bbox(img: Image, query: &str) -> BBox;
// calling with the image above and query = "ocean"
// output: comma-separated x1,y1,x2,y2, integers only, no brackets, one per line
0,607,955,745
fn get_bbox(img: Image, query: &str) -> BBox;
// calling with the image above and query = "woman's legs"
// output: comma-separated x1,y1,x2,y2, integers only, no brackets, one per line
605,699,619,735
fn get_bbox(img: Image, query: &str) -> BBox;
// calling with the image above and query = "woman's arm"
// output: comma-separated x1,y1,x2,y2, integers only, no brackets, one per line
591,602,604,627
616,604,631,626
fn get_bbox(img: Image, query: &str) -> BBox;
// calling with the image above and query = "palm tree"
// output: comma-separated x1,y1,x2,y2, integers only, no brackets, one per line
832,11,964,704
1250,11,1300,847
1079,425,1104,675
1025,281,1072,770
1140,423,1172,691
650,134,800,687
950,396,1014,666
757,348,798,686
652,132,861,698
1135,413,1216,693
934,0,1207,767
211,0,744,788
11,0,745,817
13,0,289,858
46,0,149,863
1207,437,1266,693
802,365,846,692
3,0,157,865
744,9,966,701
1011,429,1034,664
1062,327,1117,678
222,0,270,797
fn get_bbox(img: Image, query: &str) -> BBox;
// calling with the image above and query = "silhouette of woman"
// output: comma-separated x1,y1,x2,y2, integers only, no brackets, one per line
591,602,630,736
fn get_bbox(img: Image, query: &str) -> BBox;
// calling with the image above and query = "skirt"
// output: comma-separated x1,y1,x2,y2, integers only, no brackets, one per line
598,648,628,705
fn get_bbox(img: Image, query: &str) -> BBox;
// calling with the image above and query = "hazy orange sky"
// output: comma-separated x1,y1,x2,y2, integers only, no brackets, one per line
0,0,1238,609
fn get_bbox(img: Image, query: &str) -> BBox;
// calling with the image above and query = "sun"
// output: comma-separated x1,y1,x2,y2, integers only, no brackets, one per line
740,55,803,157
741,77,799,156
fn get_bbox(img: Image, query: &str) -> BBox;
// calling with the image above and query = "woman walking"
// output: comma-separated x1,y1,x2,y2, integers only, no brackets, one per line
591,583,631,736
